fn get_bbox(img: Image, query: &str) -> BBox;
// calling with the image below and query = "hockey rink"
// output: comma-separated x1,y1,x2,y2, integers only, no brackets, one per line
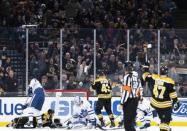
1,127,187,131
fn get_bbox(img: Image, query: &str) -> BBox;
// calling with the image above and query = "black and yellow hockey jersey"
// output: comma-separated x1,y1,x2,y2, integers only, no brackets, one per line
92,76,112,99
42,112,53,124
142,72,178,109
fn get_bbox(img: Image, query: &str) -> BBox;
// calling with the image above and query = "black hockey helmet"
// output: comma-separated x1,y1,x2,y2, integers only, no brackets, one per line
124,61,133,72
160,66,168,75
48,109,54,114
97,70,105,77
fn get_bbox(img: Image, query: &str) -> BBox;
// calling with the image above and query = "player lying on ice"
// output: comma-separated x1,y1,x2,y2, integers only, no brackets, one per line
41,109,62,128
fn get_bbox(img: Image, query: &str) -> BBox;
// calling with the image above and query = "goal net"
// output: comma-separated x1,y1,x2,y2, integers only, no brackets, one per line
45,89,89,121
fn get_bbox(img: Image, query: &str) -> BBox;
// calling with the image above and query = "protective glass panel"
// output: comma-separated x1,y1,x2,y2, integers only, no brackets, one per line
160,29,187,97
62,28,94,93
28,28,60,90
96,29,127,96
0,28,26,96
129,29,159,96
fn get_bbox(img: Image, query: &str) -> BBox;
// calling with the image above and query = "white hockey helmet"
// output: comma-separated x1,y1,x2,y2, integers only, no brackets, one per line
74,96,82,105
29,78,42,89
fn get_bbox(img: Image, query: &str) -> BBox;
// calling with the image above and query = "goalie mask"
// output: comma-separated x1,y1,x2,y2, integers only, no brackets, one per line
74,96,82,105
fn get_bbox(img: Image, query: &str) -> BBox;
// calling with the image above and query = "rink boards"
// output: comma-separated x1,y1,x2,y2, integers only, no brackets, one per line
0,97,187,127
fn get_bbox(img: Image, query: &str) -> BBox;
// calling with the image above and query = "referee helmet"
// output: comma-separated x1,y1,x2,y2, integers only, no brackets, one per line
125,61,134,72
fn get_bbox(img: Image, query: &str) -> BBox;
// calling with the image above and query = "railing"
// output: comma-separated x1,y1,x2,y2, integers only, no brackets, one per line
0,28,187,97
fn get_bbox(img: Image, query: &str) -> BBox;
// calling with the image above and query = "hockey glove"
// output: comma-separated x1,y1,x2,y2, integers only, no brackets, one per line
66,121,73,129
173,101,181,111
142,66,149,72
27,87,33,96
141,62,150,72
22,103,29,109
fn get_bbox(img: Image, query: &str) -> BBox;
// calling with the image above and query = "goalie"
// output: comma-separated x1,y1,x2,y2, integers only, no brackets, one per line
66,96,96,129
136,98,157,129
10,78,45,128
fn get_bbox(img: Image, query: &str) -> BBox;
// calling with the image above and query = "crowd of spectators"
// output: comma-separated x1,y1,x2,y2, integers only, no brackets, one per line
0,0,177,28
1,0,187,96
0,46,18,96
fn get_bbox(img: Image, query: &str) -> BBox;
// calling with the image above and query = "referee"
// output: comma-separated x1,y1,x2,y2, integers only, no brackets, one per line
120,61,143,131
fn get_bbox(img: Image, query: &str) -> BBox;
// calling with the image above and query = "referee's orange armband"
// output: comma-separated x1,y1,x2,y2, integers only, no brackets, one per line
122,85,131,93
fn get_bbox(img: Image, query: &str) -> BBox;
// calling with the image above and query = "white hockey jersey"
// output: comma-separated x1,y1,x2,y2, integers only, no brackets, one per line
26,78,45,111
73,99,94,119
70,99,95,127
137,98,153,115
136,98,154,128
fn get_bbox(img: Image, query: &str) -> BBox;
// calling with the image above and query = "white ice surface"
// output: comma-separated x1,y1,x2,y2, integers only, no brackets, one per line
1,126,187,131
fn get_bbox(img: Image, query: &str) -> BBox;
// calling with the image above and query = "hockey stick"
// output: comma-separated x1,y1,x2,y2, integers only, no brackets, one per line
96,124,107,130
96,123,124,131
105,114,123,127
13,97,31,128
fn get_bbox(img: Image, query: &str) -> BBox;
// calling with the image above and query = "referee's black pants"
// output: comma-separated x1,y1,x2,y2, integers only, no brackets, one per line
122,98,138,131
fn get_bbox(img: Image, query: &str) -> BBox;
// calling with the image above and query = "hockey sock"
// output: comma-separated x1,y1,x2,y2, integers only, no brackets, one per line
153,110,158,118
109,114,114,121
29,116,33,123
37,116,42,124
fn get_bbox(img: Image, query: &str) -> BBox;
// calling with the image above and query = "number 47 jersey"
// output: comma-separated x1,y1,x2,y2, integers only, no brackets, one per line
142,72,178,109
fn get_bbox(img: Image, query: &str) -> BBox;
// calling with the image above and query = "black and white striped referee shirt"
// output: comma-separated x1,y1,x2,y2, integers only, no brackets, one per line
120,71,143,104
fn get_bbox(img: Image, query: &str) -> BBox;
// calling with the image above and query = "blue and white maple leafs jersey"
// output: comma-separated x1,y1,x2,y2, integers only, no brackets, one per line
28,78,45,111
71,99,95,125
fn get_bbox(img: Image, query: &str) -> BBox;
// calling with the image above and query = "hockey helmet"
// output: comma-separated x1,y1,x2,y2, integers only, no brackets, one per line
48,109,54,114
74,96,82,105
160,66,168,75
124,61,133,72
97,70,105,78
29,78,41,89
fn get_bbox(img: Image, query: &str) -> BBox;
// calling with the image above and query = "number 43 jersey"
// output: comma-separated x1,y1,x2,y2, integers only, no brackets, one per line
142,72,178,109
92,76,112,99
